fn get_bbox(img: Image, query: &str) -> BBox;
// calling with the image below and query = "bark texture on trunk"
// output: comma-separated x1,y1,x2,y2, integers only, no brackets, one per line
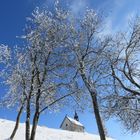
91,93,106,140
26,100,31,140
10,105,24,140
30,112,39,140
30,87,40,140
79,61,106,140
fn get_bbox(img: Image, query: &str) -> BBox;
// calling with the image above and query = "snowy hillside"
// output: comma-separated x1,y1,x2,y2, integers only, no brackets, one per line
0,119,115,140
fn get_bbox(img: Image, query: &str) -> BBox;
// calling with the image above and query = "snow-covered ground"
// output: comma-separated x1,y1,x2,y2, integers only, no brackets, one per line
0,119,115,140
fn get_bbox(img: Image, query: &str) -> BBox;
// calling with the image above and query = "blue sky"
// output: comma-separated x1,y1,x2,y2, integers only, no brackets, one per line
0,0,140,140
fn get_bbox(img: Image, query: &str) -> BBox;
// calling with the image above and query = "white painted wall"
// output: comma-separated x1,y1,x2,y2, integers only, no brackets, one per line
61,118,84,132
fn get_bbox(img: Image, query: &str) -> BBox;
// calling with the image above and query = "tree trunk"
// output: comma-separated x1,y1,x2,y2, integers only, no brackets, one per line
79,61,106,140
10,105,24,140
91,93,106,140
30,87,40,140
30,112,39,140
26,100,30,140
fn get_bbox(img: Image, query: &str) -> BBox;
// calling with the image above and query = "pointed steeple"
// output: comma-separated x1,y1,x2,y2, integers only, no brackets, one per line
74,111,79,121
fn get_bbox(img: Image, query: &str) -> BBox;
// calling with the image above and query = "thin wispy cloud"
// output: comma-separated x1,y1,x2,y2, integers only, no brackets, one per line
27,0,140,35
100,0,140,35
70,0,87,15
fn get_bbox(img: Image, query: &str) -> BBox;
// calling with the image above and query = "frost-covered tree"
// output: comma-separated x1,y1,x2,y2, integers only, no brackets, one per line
0,44,10,63
1,46,30,140
24,6,78,140
24,3,110,140
65,9,111,140
2,3,79,140
0,44,10,76
1,1,111,140
101,17,140,133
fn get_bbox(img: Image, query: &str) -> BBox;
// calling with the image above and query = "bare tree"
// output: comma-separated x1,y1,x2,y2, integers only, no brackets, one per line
1,2,113,140
101,17,140,133
1,3,81,140
0,45,23,140
25,6,77,140
2,3,80,140
65,9,112,140
9,101,25,140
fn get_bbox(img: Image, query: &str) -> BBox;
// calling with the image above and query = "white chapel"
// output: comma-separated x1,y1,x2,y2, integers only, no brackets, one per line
60,112,84,132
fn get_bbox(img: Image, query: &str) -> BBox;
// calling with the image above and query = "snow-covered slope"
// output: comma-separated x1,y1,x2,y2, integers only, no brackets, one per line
0,119,115,140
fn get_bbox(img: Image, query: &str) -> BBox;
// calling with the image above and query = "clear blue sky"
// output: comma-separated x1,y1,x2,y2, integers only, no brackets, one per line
0,0,140,140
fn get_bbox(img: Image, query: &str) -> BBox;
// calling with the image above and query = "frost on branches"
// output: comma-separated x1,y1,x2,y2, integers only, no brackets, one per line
0,2,111,140
0,3,80,140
